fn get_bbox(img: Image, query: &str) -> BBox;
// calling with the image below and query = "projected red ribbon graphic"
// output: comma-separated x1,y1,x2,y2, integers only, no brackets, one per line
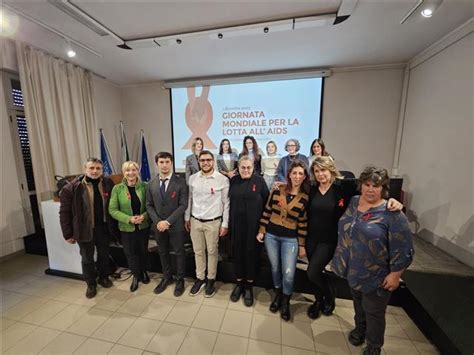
182,86,217,149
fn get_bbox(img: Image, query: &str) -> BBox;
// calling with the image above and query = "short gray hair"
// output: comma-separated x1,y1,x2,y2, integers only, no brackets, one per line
285,139,300,152
238,155,253,167
358,166,390,199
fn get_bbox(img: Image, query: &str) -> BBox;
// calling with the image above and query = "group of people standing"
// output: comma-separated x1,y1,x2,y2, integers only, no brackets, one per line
59,135,413,355
186,135,331,188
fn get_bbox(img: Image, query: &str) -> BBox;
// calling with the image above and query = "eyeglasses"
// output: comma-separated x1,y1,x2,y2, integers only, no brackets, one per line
287,144,296,147
199,158,213,163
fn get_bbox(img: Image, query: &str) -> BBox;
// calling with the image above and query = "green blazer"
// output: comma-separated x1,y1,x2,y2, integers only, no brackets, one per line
109,180,150,232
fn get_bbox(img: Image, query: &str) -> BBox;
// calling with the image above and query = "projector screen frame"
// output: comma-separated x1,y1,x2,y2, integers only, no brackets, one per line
163,68,330,89
169,73,326,173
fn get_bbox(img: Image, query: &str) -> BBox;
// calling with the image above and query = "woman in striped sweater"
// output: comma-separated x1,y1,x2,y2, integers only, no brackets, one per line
256,160,310,321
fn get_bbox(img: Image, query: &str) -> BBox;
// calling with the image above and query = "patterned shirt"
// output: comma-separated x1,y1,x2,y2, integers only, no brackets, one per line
259,186,308,240
330,196,414,294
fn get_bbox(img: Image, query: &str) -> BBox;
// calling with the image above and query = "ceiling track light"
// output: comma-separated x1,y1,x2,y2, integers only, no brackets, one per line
48,0,131,50
125,13,339,49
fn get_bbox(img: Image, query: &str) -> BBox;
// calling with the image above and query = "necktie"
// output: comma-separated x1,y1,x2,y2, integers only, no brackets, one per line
160,179,167,199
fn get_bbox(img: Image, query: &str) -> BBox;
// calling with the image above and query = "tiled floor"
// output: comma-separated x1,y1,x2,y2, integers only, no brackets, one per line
1,254,440,354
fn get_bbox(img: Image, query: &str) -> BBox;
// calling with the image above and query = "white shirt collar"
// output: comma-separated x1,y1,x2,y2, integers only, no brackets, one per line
159,171,173,180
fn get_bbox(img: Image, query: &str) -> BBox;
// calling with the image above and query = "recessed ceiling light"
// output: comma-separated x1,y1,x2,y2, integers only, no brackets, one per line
421,8,433,18
67,49,76,58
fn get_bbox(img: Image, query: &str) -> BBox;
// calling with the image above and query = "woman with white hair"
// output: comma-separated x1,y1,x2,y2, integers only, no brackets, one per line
109,161,150,292
275,138,309,183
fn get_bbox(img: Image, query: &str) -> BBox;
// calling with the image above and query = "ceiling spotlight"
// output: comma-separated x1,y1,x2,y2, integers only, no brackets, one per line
67,49,76,58
217,33,223,39
263,27,269,33
421,8,433,17
176,39,182,44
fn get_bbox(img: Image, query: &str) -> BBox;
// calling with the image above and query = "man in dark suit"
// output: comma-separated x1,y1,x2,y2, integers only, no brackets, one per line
146,152,188,296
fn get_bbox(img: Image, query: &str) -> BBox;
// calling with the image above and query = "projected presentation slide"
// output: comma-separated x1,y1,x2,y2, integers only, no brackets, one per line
171,78,323,172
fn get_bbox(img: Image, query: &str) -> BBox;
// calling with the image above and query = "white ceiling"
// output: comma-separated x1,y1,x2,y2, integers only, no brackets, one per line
2,0,473,85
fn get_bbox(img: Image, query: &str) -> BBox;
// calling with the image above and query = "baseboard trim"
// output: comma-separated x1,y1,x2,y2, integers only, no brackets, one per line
45,268,84,281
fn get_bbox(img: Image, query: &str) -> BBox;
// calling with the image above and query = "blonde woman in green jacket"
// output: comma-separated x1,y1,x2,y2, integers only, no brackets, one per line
109,161,151,292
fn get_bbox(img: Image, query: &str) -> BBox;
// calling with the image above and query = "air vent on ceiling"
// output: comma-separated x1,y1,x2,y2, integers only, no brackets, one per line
47,0,109,36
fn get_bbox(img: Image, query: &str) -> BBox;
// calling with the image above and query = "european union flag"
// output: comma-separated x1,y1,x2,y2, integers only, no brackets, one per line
99,129,115,176
138,130,151,181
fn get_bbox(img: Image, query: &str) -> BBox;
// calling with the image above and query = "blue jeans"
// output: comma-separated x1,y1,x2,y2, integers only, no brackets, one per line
264,232,298,295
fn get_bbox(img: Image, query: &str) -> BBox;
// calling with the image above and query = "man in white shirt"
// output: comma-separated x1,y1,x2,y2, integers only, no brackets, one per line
185,150,230,297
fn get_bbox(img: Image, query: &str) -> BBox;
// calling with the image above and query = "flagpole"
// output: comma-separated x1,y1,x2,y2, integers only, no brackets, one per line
137,129,143,164
120,121,130,163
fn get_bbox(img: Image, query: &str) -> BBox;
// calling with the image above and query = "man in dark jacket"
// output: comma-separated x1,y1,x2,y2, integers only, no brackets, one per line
146,152,188,297
59,157,115,298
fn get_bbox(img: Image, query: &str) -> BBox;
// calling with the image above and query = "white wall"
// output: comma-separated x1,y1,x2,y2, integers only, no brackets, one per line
120,82,171,175
120,68,404,177
399,29,473,267
93,76,124,169
1,71,27,257
322,67,404,175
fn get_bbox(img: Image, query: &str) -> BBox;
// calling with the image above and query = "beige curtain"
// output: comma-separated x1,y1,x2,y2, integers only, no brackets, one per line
16,42,98,201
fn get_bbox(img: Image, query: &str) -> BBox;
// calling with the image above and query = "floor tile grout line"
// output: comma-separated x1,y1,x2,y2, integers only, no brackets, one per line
1,321,38,352
3,255,441,354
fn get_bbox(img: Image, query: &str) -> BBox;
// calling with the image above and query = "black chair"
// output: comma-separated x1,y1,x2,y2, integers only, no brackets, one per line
340,170,356,179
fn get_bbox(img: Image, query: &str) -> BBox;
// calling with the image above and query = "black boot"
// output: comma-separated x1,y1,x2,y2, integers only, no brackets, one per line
142,271,150,284
230,281,244,302
348,328,366,346
85,284,97,299
280,293,291,321
243,282,254,307
307,299,321,319
321,283,336,316
130,276,139,292
269,288,283,313
362,345,381,355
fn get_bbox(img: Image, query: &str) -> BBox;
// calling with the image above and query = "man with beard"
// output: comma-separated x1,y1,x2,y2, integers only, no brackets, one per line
185,150,229,298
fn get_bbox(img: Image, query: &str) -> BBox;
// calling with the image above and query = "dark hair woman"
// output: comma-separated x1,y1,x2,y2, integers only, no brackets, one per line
331,166,414,355
217,138,238,179
257,160,310,321
239,136,262,175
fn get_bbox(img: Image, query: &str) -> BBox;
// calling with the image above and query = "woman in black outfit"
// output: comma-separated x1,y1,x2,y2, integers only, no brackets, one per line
229,155,269,306
306,157,402,319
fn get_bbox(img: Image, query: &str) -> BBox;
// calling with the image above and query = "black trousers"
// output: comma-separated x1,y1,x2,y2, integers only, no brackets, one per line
78,225,110,286
306,242,336,300
121,228,149,277
351,287,392,348
232,231,261,281
155,229,186,280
